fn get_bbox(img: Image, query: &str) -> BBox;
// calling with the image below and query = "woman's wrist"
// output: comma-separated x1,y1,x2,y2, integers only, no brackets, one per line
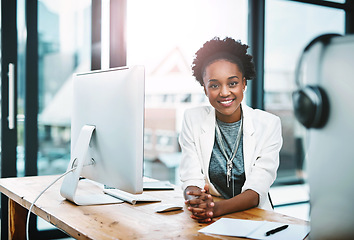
212,200,224,217
212,190,259,217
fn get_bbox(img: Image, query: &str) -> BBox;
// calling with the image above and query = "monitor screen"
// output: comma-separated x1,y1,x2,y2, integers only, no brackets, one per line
60,66,145,205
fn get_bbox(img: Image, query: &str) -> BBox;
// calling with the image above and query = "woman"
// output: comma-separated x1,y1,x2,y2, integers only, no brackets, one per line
179,37,282,222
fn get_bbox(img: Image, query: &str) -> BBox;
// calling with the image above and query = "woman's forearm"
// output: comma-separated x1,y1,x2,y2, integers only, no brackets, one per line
213,189,259,217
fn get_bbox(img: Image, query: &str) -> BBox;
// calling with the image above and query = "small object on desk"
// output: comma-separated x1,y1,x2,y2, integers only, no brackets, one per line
154,203,183,213
103,188,161,205
265,224,288,236
143,181,174,190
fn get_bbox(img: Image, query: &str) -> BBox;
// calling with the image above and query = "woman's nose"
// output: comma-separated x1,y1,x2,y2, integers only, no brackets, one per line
219,86,230,97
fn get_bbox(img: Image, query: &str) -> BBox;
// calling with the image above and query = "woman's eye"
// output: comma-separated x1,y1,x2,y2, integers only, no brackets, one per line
209,84,219,89
229,82,238,87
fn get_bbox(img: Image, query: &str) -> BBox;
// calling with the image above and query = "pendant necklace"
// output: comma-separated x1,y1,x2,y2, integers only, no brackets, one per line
215,114,243,189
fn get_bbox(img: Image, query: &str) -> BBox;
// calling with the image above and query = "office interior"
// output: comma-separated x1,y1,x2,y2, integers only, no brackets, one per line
0,0,353,239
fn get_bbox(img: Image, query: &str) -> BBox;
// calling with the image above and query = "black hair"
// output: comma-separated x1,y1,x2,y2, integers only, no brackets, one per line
191,37,256,86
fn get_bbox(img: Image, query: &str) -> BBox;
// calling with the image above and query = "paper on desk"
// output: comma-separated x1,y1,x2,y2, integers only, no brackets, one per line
198,218,310,240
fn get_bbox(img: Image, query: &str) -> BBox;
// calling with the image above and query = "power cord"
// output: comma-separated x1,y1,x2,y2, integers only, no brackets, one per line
26,167,77,240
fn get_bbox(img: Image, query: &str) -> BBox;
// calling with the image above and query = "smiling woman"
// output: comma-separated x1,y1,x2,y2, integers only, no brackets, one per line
179,37,283,223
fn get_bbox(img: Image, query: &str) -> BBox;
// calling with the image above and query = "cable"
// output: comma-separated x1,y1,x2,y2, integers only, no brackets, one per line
26,167,77,240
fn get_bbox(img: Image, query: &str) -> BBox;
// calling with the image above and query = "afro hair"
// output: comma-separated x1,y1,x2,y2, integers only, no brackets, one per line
191,37,256,86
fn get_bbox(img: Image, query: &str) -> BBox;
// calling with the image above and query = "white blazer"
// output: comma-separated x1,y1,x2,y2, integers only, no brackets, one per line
178,103,283,210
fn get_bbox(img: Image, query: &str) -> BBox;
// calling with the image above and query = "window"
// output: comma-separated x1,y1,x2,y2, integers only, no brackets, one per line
127,0,248,183
33,0,91,176
144,128,154,150
155,130,178,152
264,0,345,183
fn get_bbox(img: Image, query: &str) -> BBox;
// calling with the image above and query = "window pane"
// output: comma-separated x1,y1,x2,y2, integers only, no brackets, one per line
264,0,345,183
127,0,248,184
16,0,26,176
0,1,1,167
36,0,91,176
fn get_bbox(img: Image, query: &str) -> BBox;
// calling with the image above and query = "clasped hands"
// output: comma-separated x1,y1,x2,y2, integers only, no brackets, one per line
185,184,215,223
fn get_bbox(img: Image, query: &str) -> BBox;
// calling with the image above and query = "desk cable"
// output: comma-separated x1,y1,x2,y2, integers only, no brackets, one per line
26,167,77,240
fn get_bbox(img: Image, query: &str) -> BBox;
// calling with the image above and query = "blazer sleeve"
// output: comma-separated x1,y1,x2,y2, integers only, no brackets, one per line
242,115,283,209
178,109,206,191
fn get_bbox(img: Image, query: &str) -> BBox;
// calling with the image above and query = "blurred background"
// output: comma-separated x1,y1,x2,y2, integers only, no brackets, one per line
1,0,351,238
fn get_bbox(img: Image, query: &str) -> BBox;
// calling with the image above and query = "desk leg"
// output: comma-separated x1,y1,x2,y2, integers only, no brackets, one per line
8,199,27,240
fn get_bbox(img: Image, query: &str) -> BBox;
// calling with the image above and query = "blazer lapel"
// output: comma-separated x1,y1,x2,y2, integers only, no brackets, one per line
199,108,215,176
242,103,256,176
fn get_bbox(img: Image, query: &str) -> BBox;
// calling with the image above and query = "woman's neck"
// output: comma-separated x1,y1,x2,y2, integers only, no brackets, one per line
215,106,242,123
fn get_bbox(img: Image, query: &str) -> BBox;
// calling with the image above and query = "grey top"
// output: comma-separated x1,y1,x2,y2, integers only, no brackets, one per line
208,118,245,199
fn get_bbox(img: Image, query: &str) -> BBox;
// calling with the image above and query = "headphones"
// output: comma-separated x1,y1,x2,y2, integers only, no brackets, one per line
292,34,340,129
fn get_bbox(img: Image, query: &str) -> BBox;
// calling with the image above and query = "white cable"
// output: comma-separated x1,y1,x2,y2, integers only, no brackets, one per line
26,167,77,240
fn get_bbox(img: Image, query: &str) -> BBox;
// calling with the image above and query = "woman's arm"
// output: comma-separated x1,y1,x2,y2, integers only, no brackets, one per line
178,109,207,191
185,185,259,222
212,189,259,217
242,115,282,208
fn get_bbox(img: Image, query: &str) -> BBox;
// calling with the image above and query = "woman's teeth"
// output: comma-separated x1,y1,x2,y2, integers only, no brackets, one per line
220,100,233,104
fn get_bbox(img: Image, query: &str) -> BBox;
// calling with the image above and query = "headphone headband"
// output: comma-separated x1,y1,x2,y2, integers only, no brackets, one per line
295,33,341,88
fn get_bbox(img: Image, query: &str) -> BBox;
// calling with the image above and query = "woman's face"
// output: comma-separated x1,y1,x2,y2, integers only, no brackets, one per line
202,59,246,123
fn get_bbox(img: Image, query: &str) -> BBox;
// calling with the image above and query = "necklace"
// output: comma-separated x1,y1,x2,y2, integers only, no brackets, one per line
215,115,243,189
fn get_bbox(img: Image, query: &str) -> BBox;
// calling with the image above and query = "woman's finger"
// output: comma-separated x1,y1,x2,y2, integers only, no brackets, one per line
186,190,202,197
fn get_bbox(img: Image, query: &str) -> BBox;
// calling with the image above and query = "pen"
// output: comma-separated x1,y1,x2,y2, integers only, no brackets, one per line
265,224,289,236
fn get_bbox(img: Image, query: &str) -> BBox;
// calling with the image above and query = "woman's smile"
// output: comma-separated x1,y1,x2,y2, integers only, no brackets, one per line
203,59,245,123
218,98,235,107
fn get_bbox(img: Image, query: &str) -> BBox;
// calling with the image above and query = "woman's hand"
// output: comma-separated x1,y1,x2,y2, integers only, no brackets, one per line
184,187,259,222
184,184,215,222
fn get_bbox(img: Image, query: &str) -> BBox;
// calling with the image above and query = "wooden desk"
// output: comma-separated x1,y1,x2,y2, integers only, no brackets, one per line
0,175,309,239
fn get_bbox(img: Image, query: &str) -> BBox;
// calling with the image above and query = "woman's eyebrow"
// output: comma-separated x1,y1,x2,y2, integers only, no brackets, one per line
207,75,239,82
207,79,218,82
228,76,239,80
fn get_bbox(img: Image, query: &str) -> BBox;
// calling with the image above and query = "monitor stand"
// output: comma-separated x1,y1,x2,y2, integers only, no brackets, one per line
60,125,123,205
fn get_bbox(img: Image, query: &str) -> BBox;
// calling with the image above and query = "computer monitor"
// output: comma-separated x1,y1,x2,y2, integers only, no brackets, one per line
60,65,145,205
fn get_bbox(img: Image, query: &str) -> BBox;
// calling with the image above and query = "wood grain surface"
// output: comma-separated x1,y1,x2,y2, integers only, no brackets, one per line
0,175,309,240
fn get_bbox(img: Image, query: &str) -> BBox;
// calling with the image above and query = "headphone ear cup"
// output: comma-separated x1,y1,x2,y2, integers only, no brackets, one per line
292,86,329,128
292,34,339,129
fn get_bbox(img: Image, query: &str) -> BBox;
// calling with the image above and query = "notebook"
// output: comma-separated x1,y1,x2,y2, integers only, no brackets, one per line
199,218,310,240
